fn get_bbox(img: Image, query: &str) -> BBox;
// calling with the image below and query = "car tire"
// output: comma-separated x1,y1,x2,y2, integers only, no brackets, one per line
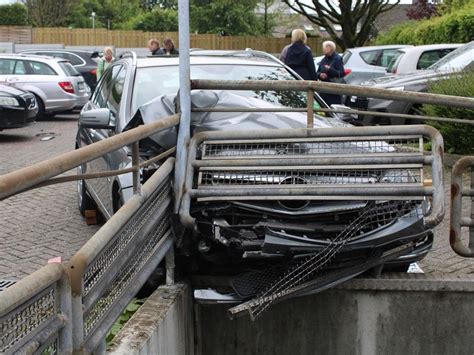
77,164,97,217
34,95,45,120
383,263,410,273
112,184,124,213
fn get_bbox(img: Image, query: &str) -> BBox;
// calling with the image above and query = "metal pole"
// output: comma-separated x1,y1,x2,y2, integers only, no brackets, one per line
166,248,175,286
307,89,314,128
174,0,191,213
132,141,141,195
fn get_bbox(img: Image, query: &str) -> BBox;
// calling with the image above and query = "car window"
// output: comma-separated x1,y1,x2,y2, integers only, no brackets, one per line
417,49,456,70
13,60,26,74
0,58,15,74
429,43,474,71
107,65,126,124
25,61,57,75
359,50,380,66
342,51,351,65
93,64,123,109
63,53,84,66
379,49,398,67
131,64,326,115
386,50,404,73
58,62,80,76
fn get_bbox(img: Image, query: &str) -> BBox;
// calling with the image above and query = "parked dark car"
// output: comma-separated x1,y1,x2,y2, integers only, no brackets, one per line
0,84,37,130
19,49,99,93
347,41,474,125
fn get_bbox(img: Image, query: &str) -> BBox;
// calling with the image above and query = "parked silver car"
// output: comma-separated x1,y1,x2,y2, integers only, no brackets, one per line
76,51,433,277
386,44,462,75
347,41,474,125
0,54,90,118
340,45,413,85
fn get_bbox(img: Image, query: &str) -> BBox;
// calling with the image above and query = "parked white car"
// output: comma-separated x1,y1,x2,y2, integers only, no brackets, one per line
386,44,462,75
0,54,90,118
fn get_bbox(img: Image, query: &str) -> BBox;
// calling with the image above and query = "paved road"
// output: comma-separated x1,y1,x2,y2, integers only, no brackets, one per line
0,115,472,280
0,114,100,280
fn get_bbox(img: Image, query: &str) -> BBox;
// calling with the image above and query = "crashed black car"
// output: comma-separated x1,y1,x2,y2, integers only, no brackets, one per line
0,84,37,130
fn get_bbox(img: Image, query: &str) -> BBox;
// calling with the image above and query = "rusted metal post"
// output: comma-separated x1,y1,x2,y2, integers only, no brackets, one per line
307,89,314,128
131,141,141,195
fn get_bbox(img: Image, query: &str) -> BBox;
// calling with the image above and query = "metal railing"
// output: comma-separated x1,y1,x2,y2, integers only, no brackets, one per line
69,158,175,353
179,125,445,230
0,114,180,354
450,156,474,257
0,263,72,354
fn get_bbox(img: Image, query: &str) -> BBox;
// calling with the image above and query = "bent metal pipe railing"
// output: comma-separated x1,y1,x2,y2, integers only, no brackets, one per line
0,113,180,201
450,156,474,257
0,263,72,354
179,125,445,230
68,158,175,353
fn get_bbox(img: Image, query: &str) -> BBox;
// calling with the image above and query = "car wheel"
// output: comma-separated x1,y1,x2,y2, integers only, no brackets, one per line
77,164,97,216
34,95,45,120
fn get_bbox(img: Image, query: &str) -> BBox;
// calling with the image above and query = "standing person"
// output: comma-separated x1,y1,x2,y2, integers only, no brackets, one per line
148,38,164,56
316,40,345,106
163,38,179,55
283,29,317,81
96,47,114,81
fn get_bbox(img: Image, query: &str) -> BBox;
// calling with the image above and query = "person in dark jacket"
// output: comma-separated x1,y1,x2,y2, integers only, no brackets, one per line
283,29,317,81
316,40,345,106
163,38,179,55
148,38,164,56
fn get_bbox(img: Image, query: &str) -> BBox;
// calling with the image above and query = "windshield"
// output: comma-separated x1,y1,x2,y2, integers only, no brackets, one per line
59,62,80,76
429,42,474,71
131,64,325,114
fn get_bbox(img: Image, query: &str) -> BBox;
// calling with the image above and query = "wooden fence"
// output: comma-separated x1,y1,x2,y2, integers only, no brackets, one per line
0,26,324,54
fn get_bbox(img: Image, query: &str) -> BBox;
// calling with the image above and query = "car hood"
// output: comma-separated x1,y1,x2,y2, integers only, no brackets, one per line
360,69,452,88
0,84,26,96
126,90,347,150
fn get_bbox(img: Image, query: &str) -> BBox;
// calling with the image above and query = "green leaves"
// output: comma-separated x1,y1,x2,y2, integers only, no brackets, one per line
0,4,28,26
106,298,146,345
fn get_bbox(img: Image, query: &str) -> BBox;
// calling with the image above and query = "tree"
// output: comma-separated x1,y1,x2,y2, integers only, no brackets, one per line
190,0,263,35
22,0,76,27
132,8,178,31
259,0,277,35
282,0,400,50
0,4,29,26
406,0,438,20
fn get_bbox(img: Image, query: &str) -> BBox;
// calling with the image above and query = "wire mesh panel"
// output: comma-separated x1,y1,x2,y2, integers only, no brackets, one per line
68,158,175,352
0,264,70,354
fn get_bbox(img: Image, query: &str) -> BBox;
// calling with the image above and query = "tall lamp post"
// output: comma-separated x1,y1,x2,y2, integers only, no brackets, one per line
91,12,96,30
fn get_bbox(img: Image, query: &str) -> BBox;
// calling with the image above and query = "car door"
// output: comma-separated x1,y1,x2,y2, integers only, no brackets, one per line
83,63,127,218
0,58,28,88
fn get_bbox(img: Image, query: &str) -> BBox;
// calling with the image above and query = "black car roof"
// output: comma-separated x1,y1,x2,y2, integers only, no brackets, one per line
0,84,27,96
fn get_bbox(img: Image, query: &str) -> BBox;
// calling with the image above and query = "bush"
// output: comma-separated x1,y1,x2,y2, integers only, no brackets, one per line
0,4,29,26
377,2,474,45
423,71,474,154
132,8,178,32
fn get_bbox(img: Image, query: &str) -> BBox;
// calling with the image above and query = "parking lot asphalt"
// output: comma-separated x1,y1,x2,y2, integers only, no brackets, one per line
0,113,100,280
0,114,472,280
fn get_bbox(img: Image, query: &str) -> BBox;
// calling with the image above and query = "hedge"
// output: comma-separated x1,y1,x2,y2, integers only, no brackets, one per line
0,4,28,26
423,71,474,154
376,3,474,45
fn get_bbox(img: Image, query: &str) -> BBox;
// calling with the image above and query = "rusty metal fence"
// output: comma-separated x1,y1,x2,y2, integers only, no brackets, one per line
450,156,474,257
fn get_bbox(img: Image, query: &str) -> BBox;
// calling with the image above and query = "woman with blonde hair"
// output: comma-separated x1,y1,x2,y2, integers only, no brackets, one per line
282,29,317,81
96,46,114,81
316,40,345,105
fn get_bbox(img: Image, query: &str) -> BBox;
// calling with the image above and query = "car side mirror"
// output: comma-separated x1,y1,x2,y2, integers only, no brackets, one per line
79,108,114,129
331,104,359,123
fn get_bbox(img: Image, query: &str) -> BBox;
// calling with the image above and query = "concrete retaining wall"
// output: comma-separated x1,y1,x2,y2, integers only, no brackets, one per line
108,283,194,355
196,286,474,355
